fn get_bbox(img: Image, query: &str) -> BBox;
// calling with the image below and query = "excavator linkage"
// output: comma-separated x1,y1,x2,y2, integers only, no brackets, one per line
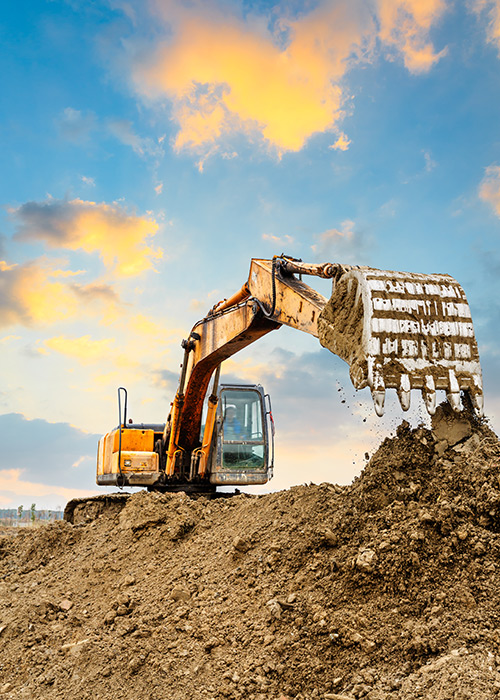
317,266,483,416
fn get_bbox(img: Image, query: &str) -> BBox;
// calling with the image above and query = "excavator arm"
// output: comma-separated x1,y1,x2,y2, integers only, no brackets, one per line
164,256,483,480
95,255,483,490
173,258,330,454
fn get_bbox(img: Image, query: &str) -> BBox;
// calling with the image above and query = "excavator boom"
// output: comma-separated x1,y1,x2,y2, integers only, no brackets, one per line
93,255,483,493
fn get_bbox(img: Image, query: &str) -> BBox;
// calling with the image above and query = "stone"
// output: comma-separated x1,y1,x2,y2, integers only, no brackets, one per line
355,549,378,572
59,599,73,612
233,537,251,553
104,611,116,625
171,586,191,602
266,598,282,619
321,529,338,546
431,406,472,449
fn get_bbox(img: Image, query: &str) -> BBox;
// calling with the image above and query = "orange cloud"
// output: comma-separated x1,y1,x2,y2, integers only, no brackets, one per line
0,260,120,329
43,335,120,364
134,2,374,159
0,262,78,327
132,0,449,162
479,165,500,216
376,0,448,73
12,198,162,277
472,0,500,52
330,132,352,151
0,468,96,507
262,233,294,246
311,219,355,258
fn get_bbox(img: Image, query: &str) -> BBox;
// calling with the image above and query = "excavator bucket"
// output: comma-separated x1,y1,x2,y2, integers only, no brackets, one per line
317,266,483,416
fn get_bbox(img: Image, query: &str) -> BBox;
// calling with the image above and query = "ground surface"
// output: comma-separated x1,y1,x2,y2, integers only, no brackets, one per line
2,404,500,699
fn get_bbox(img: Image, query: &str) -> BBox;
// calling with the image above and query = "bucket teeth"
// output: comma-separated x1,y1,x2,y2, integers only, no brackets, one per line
471,391,484,417
369,363,386,416
317,264,484,418
397,374,411,411
446,370,461,413
422,375,436,415
371,389,386,417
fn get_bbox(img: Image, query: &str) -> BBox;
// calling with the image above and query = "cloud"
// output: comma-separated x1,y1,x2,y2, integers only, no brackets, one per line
81,175,96,186
107,119,164,157
423,149,437,171
311,219,371,263
471,0,500,53
71,282,121,304
0,261,79,328
43,335,120,365
479,165,500,216
57,107,96,142
0,260,120,329
133,1,374,159
127,0,449,165
11,197,162,277
0,413,101,491
152,368,180,396
376,0,448,73
261,233,295,246
330,132,352,151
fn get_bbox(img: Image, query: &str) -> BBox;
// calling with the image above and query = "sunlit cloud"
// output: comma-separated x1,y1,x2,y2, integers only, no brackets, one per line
129,0,450,165
471,0,500,53
0,261,79,328
11,198,162,277
0,469,96,507
43,335,117,364
0,261,18,271
330,132,352,151
0,260,119,329
0,335,21,345
479,165,500,216
311,219,370,263
262,233,295,246
133,1,375,159
376,0,448,73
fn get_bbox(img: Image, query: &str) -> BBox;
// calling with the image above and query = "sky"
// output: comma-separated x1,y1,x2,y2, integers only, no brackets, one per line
1,0,500,509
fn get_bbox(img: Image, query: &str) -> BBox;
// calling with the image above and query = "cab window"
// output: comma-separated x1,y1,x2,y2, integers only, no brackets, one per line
220,390,265,469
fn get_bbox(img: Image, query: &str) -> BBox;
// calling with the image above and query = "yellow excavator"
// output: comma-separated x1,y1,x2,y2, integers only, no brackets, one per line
92,255,483,495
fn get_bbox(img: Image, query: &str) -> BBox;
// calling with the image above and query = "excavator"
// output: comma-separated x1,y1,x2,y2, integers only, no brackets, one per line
63,255,485,521
90,255,483,495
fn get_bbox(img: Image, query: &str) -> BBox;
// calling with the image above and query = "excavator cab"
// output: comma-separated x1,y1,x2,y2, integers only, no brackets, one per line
209,384,274,486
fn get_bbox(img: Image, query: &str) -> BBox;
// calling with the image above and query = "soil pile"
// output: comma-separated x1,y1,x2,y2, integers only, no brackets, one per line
2,404,500,700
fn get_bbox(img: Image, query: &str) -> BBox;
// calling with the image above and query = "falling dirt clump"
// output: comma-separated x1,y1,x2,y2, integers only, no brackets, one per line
2,406,500,699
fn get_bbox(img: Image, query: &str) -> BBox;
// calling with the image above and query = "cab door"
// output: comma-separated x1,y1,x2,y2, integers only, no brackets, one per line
209,384,273,485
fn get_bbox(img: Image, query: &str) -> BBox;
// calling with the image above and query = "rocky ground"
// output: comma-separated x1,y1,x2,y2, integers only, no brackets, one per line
2,402,500,699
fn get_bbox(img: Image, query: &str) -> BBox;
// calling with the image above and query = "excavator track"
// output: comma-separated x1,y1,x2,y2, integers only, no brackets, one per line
63,493,131,525
63,487,237,524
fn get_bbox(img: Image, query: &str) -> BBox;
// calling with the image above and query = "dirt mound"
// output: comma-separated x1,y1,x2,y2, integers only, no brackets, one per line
2,405,500,699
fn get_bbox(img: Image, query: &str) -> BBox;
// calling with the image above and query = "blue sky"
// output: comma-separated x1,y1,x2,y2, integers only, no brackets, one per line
1,0,500,508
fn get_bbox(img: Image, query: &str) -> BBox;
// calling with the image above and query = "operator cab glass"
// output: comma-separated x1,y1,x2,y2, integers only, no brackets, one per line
210,385,273,486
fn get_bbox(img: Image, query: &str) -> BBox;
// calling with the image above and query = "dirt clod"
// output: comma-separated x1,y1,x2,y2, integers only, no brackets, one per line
2,406,500,698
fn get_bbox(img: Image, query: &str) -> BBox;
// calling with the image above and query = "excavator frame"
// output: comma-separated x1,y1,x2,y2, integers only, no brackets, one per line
95,255,483,492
